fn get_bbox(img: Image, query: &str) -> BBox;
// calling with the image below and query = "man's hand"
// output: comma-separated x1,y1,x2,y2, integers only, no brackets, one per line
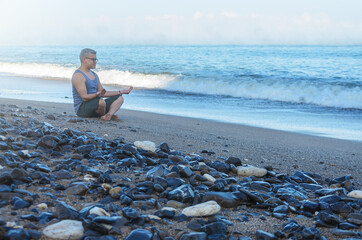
96,89,106,97
120,86,133,94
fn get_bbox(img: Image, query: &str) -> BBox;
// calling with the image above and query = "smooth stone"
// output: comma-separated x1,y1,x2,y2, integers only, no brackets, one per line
125,229,152,240
276,187,308,200
75,144,96,155
13,198,31,209
202,192,239,208
180,232,207,240
299,227,321,239
203,174,216,183
210,161,230,173
225,157,242,166
255,230,277,240
292,171,318,184
302,200,320,213
167,184,194,203
4,228,32,240
347,190,362,199
347,213,362,226
43,220,84,240
122,207,139,219
166,177,185,188
182,201,221,217
179,165,194,178
146,165,166,180
134,141,156,152
318,211,342,225
330,228,361,237
167,200,185,209
237,166,267,177
201,222,227,236
89,207,111,217
54,169,73,179
55,201,79,220
154,207,176,218
64,183,88,195
318,194,341,203
37,135,59,149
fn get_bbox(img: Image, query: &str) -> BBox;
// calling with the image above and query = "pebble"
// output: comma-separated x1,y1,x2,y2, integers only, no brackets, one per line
182,201,221,217
237,165,267,177
347,190,362,199
43,220,84,240
134,140,157,152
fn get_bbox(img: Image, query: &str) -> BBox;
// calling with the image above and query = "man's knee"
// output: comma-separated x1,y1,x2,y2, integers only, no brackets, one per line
99,98,106,108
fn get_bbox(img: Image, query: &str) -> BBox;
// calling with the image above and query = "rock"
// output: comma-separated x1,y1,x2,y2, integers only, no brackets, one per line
210,161,230,173
37,135,58,149
54,169,73,179
203,173,216,183
347,190,362,199
146,165,166,180
122,207,139,219
159,142,171,153
125,229,152,240
255,230,277,240
55,201,79,220
347,213,362,226
64,183,89,195
134,141,156,152
89,207,111,216
154,207,176,218
276,187,308,200
4,228,32,240
225,157,242,166
167,184,194,203
202,192,239,208
201,222,227,237
167,200,185,209
43,220,84,240
182,201,221,217
180,232,207,240
237,166,267,177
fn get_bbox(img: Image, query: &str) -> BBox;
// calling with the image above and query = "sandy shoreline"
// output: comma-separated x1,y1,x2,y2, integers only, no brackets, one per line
1,97,361,185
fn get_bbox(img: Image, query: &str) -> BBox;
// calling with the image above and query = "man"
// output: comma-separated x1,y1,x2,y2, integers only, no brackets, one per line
72,48,133,121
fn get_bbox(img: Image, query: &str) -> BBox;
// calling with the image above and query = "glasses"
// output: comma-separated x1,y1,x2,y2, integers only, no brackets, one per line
86,57,98,62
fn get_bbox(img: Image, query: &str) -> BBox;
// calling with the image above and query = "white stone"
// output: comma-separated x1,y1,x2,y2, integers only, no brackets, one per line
203,173,216,183
0,135,6,141
43,220,84,240
37,203,48,210
134,141,157,152
237,165,267,177
347,190,362,199
89,207,111,216
0,165,4,170
182,201,221,217
84,174,96,181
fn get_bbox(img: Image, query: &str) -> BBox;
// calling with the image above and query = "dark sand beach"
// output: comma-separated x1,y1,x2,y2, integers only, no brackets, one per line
0,97,361,239
1,98,360,184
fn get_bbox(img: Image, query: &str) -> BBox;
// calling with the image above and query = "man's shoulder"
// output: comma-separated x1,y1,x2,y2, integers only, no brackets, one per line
72,70,86,82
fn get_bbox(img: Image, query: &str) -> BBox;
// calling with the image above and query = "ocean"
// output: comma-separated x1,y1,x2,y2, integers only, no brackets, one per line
0,45,361,141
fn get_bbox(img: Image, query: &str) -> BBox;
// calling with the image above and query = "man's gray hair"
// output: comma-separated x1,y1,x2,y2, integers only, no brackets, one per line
80,48,96,62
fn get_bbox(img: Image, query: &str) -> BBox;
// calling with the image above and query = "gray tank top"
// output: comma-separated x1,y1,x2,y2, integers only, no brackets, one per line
72,70,98,113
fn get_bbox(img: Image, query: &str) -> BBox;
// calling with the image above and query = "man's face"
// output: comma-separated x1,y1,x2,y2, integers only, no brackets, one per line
84,53,98,69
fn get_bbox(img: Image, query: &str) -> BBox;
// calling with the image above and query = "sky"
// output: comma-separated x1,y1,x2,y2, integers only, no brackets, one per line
0,0,361,45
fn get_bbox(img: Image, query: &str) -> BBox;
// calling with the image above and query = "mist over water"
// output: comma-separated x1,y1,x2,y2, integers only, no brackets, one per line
0,45,361,141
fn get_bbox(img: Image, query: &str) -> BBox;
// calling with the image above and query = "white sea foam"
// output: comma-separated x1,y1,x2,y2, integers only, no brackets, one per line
0,61,361,109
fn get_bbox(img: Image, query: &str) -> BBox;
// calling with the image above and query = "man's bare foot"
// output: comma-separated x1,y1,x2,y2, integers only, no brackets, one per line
111,115,122,121
100,113,112,121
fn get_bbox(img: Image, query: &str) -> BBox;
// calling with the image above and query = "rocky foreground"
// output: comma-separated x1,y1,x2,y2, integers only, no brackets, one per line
0,104,361,240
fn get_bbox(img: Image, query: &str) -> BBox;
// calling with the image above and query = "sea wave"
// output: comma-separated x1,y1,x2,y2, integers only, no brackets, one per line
0,62,361,109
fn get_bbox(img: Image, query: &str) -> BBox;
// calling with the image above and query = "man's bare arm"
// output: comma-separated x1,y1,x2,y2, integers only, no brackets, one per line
72,72,103,101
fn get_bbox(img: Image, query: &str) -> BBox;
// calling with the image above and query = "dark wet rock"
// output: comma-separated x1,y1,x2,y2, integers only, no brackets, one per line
75,144,96,155
180,232,207,240
300,183,323,191
347,213,362,226
122,207,139,219
238,188,264,203
37,212,54,224
302,200,320,213
318,194,341,203
179,165,194,178
292,171,318,184
166,177,185,188
330,228,361,237
35,164,51,172
298,227,321,239
338,222,360,230
54,169,73,179
210,161,231,173
65,182,89,195
201,221,227,237
282,220,300,233
0,173,13,185
276,187,308,201
316,188,347,196
255,230,277,240
12,196,31,209
37,135,59,149
317,211,342,225
4,228,34,240
125,229,152,240
202,192,239,208
167,184,194,203
154,207,176,218
55,201,80,220
225,156,242,166
146,165,166,180
330,201,353,215
159,142,171,153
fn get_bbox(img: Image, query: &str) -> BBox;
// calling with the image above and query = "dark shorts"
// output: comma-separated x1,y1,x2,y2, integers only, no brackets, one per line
76,95,121,118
